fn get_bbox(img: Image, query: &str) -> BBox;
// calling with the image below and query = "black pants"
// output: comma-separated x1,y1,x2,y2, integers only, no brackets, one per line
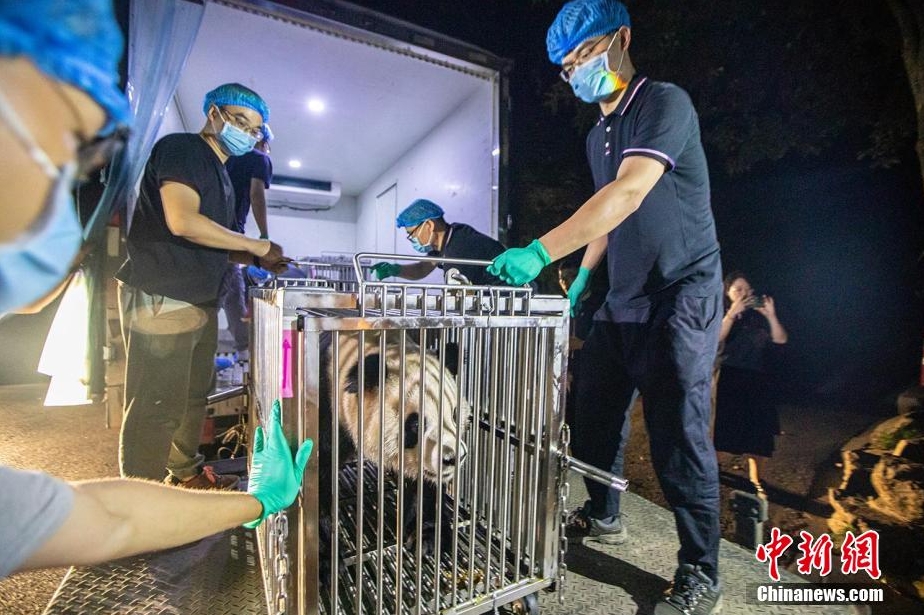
572,294,722,581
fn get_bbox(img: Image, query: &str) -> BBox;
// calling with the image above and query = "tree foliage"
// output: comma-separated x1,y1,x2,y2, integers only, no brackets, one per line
541,0,915,179
886,0,924,194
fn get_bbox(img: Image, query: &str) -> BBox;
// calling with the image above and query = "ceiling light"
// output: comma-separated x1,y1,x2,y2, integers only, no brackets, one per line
307,98,325,113
288,159,302,169
492,147,500,156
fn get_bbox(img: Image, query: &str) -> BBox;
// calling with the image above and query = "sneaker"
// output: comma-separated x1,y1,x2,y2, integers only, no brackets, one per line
566,501,628,545
167,465,240,491
654,564,722,615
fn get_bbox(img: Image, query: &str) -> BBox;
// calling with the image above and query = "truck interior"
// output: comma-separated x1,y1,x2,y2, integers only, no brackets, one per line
156,0,506,262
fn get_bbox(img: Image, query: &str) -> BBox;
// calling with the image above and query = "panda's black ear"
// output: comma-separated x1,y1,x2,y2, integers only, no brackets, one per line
345,353,382,394
404,413,419,449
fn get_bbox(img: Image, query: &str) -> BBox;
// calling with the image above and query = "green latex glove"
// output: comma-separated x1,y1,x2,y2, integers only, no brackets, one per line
487,239,552,286
567,266,591,317
244,400,313,528
371,262,402,280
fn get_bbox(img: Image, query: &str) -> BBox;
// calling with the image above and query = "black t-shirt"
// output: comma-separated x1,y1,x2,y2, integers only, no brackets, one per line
720,309,782,372
430,223,506,285
587,75,722,322
225,150,273,233
116,133,234,305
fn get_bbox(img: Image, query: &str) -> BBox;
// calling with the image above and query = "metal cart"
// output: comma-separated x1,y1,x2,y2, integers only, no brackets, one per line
250,254,626,615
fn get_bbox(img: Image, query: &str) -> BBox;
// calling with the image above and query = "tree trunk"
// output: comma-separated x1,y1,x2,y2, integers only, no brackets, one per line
886,0,924,196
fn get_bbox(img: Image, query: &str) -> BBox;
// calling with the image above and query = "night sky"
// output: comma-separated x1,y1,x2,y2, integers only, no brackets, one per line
350,0,924,406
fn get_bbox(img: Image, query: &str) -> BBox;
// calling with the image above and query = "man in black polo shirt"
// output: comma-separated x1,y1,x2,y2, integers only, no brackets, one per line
116,83,288,489
370,199,506,286
489,2,723,613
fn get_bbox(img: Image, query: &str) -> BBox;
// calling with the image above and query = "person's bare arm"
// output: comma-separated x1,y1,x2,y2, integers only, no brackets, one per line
755,297,789,344
580,236,608,271
250,178,269,239
539,156,665,260
160,181,270,257
398,262,437,280
19,479,262,571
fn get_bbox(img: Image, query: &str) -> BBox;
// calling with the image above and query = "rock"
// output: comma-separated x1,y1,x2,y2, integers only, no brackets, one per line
914,577,924,601
837,449,877,495
867,412,924,453
868,454,924,523
897,386,924,416
894,437,924,464
827,488,860,535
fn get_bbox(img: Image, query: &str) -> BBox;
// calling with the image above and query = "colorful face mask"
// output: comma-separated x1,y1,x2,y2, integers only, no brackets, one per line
568,33,628,104
0,88,82,314
216,108,258,156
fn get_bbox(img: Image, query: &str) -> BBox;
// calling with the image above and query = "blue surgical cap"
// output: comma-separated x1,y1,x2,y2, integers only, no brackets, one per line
203,83,270,123
260,123,274,143
547,0,631,65
396,199,445,228
0,0,131,134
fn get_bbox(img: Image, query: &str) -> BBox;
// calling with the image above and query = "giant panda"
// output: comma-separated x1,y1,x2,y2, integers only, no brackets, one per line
316,329,472,586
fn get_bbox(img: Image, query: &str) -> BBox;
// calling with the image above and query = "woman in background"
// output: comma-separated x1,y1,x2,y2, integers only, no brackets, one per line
714,271,789,498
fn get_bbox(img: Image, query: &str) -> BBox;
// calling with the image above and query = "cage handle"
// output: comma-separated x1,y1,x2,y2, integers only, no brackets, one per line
565,456,629,492
352,252,494,284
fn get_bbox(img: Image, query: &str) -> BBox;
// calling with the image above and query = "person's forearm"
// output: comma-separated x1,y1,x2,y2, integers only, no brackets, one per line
538,156,663,261
168,211,269,256
251,191,269,239
400,262,436,280
20,478,262,572
718,313,735,343
540,181,643,261
768,317,788,344
580,236,607,271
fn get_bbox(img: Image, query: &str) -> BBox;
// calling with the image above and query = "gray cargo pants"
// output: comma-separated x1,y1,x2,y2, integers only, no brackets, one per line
118,283,218,481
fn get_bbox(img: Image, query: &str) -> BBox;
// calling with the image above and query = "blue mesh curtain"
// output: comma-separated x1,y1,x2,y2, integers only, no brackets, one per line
85,0,205,241
80,0,205,402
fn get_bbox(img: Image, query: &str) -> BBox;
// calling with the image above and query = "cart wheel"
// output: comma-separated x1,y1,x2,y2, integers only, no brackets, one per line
504,592,540,615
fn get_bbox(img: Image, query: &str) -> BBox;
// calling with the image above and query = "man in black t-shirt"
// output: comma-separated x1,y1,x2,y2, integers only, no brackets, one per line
219,125,274,356
370,199,506,286
116,83,288,489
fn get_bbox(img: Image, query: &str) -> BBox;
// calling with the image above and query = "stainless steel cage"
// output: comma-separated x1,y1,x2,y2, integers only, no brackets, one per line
250,255,625,615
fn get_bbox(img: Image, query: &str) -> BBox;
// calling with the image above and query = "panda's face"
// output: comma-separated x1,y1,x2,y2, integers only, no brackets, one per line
336,335,471,484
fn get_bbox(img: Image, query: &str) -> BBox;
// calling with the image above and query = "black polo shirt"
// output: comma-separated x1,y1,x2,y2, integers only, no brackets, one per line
587,75,722,322
116,133,234,305
225,149,273,233
429,223,506,286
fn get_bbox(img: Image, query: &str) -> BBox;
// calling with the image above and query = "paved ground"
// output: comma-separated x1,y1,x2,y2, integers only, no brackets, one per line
0,384,872,614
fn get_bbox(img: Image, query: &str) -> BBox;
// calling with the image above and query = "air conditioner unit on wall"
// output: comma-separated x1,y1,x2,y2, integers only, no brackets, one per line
265,176,341,211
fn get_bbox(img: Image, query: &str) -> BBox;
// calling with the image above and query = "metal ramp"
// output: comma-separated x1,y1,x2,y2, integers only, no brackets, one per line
42,527,266,615
43,485,856,615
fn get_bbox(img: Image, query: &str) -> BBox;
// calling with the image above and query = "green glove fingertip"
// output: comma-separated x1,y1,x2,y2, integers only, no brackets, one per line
252,426,265,453
294,439,314,477
271,399,282,422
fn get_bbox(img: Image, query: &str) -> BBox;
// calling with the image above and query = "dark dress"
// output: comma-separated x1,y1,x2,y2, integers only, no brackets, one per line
713,310,783,457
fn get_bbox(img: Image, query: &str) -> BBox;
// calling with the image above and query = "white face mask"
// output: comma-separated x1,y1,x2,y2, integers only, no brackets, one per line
0,87,82,314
